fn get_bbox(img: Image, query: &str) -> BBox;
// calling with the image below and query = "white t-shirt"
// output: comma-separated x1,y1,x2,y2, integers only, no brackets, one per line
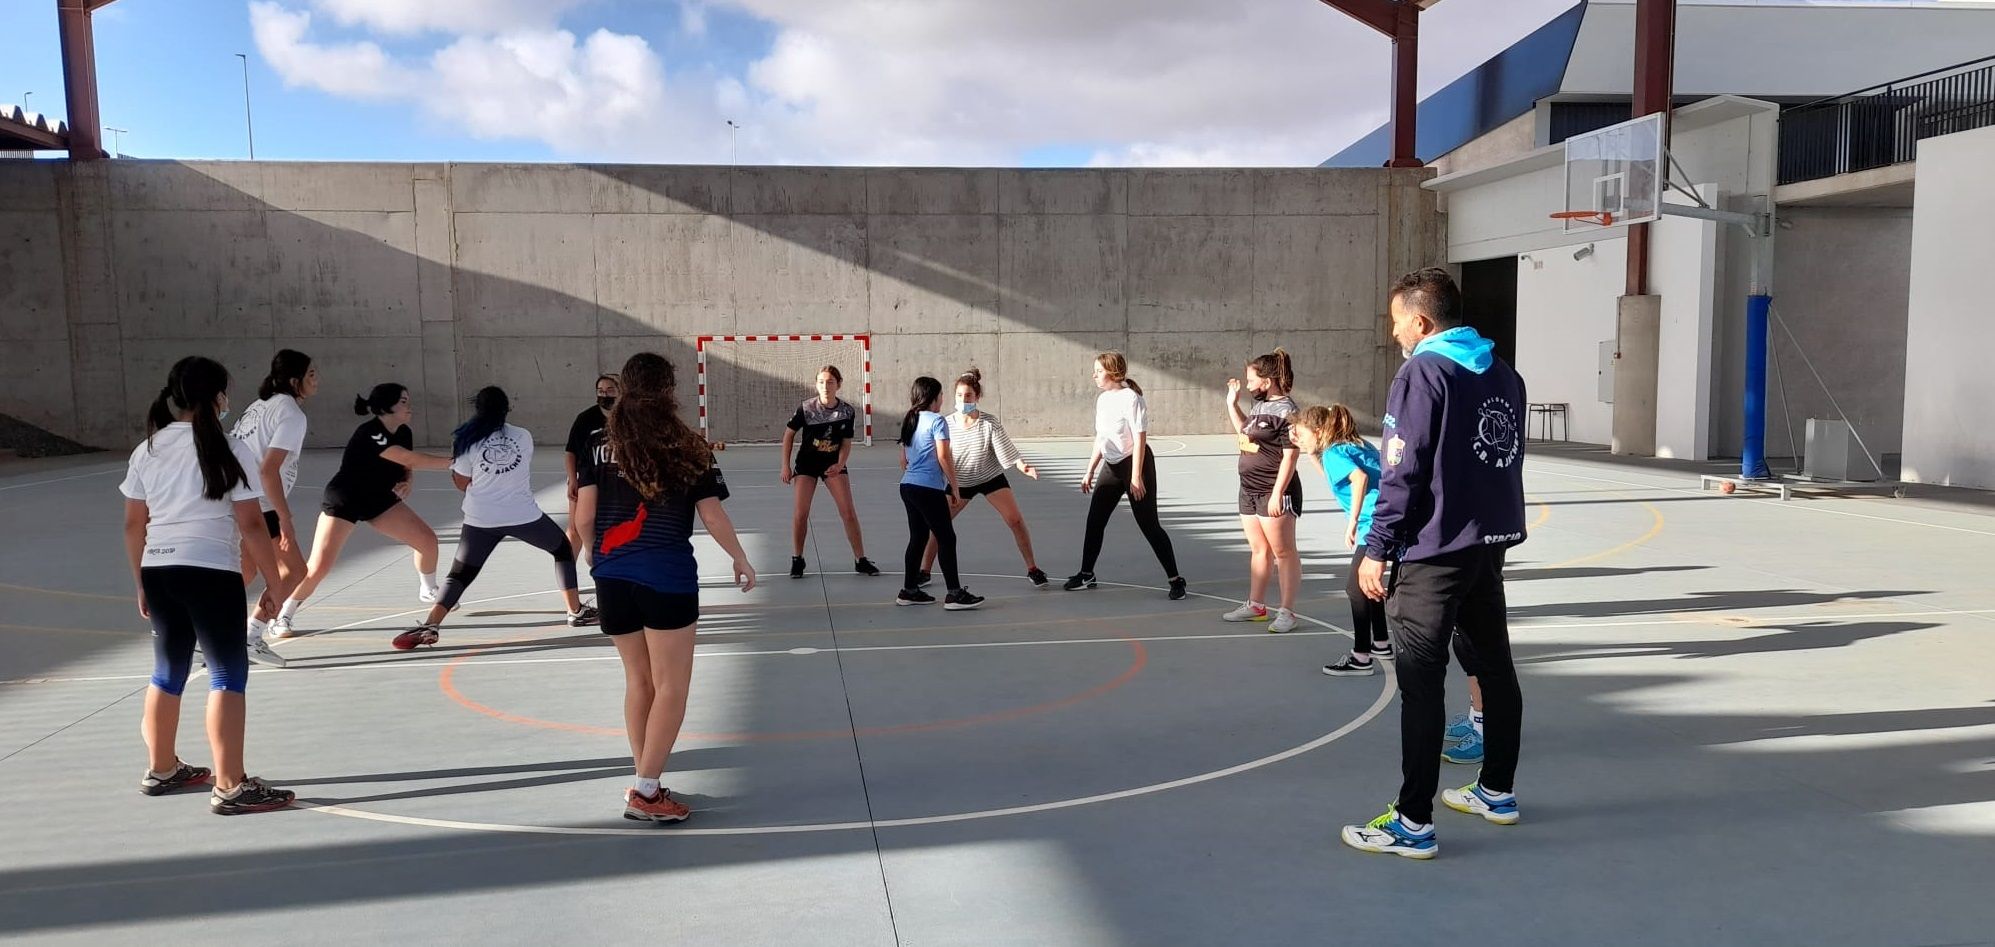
451,423,545,529
230,393,308,513
1094,385,1149,464
120,423,264,572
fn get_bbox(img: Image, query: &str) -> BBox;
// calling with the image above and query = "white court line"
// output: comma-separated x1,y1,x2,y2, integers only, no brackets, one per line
0,467,121,492
1530,461,1995,538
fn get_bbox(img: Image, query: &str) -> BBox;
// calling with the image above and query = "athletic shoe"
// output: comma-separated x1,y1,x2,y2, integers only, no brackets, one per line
1321,654,1378,677
418,583,440,604
210,776,295,815
1442,782,1520,825
1443,729,1485,765
1445,713,1477,743
1027,568,1049,588
268,615,300,639
790,556,807,579
1372,641,1395,660
391,624,441,651
1340,806,1438,860
1222,603,1269,623
139,760,211,796
1268,609,1299,634
1063,572,1097,591
944,588,985,611
567,604,601,627
855,558,882,577
1169,577,1188,601
623,787,691,823
916,570,933,588
896,588,936,606
245,636,289,669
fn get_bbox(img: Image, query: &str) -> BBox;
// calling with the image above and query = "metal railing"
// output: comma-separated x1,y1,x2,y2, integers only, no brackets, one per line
1778,55,1995,185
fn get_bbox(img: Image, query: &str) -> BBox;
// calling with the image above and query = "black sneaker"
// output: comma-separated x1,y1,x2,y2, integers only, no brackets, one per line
916,570,933,588
790,556,807,579
210,776,295,815
567,604,601,627
139,760,211,796
1168,577,1188,601
1063,572,1097,591
944,588,985,611
896,588,936,606
1027,568,1049,588
1371,642,1395,660
1322,653,1379,677
855,558,882,576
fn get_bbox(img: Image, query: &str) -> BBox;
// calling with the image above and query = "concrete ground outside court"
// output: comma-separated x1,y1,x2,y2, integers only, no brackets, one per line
2,434,1993,945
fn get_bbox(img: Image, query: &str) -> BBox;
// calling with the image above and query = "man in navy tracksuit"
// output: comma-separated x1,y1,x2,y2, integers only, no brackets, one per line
1341,267,1528,860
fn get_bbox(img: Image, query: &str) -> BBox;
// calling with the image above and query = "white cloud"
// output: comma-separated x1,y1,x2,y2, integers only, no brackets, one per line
249,0,1587,165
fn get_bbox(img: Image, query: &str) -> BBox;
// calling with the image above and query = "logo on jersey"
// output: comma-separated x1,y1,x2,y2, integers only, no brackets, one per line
372,433,389,447
479,432,523,475
1472,397,1521,468
230,401,266,441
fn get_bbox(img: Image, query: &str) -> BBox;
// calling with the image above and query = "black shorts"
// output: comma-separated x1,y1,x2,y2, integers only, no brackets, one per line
1239,486,1303,518
322,488,399,524
794,451,844,479
597,577,699,635
958,473,1012,500
262,510,281,538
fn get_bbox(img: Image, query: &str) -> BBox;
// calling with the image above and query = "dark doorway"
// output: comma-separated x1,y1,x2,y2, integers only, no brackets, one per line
1459,257,1518,366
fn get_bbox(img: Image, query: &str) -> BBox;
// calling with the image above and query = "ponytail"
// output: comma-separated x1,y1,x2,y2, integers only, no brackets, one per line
1095,352,1143,396
452,386,511,459
1248,347,1294,395
147,356,249,501
258,349,312,401
900,376,943,444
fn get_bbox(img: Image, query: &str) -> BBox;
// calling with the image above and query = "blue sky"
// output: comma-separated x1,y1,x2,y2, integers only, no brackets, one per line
4,0,1595,166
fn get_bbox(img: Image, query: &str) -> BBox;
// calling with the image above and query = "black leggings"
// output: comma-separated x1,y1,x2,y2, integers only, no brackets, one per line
1080,453,1179,578
1347,546,1389,653
901,483,959,591
438,515,577,610
143,566,249,695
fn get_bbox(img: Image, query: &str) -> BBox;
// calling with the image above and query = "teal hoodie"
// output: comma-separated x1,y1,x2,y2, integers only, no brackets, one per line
1411,326,1494,374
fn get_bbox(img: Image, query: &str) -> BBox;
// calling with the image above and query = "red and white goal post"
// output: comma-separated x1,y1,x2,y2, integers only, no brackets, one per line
695,334,872,446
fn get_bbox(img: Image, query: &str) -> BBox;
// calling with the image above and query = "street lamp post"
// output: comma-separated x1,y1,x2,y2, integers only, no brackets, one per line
235,53,256,160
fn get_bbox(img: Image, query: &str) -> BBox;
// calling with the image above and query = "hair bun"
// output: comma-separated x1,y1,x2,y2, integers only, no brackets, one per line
352,394,371,416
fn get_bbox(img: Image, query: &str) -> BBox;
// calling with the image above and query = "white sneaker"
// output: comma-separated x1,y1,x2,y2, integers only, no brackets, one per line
1268,609,1298,634
268,615,300,639
418,583,440,604
245,636,289,669
1221,603,1270,623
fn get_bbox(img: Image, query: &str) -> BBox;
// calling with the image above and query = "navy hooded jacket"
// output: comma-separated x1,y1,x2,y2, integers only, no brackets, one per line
1363,326,1528,563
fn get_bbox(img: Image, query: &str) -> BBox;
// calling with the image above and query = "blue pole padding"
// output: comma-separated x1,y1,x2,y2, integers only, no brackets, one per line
1741,293,1773,480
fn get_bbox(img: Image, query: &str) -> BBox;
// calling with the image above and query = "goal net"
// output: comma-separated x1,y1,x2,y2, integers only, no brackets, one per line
697,335,872,445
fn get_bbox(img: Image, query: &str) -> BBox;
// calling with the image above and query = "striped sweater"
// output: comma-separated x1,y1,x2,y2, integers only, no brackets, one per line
946,411,1025,488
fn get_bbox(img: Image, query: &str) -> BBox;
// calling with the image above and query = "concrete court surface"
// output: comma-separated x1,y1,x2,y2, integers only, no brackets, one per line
2,434,1993,946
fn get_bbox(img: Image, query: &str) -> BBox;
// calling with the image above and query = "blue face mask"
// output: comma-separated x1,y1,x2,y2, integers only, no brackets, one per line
958,400,977,414
218,408,230,422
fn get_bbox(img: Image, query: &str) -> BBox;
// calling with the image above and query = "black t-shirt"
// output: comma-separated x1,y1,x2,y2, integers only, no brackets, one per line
327,417,412,499
576,432,730,594
1238,397,1301,495
566,404,606,459
787,398,856,458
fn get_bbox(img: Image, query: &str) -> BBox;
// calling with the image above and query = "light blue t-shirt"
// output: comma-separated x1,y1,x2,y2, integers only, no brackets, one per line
900,411,951,490
1322,439,1383,544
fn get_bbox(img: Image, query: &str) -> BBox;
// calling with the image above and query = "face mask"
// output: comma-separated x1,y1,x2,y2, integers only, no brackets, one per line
958,400,977,414
1250,389,1268,403
218,408,230,421
598,396,616,410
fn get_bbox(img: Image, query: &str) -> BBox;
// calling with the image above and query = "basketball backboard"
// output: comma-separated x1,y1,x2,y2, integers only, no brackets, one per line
1561,111,1664,232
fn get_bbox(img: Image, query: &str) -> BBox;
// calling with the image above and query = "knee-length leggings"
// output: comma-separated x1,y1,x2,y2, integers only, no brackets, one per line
438,514,578,610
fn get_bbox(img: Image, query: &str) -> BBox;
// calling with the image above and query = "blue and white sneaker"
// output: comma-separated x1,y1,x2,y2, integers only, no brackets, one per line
1442,782,1520,825
1445,713,1477,743
1442,729,1485,765
1340,806,1438,860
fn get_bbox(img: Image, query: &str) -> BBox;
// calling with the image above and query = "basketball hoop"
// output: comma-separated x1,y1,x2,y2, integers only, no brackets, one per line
1551,210,1615,227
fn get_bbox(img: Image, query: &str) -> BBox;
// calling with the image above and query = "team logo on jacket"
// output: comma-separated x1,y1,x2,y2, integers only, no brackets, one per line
480,433,523,474
1473,398,1521,468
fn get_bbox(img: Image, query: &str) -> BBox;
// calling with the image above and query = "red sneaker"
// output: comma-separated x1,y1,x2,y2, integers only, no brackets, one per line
622,787,691,823
391,624,440,651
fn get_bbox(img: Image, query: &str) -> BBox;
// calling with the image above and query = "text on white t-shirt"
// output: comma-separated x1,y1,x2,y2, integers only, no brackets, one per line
451,424,545,528
230,394,308,513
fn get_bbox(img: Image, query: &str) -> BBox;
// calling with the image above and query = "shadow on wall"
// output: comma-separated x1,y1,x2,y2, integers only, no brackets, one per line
0,161,1438,450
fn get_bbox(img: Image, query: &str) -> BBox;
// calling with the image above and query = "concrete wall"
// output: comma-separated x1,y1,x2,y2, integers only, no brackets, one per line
1901,126,1995,490
0,161,1439,449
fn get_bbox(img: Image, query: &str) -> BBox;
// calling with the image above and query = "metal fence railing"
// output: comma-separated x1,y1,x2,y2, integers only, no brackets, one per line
1778,55,1995,186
